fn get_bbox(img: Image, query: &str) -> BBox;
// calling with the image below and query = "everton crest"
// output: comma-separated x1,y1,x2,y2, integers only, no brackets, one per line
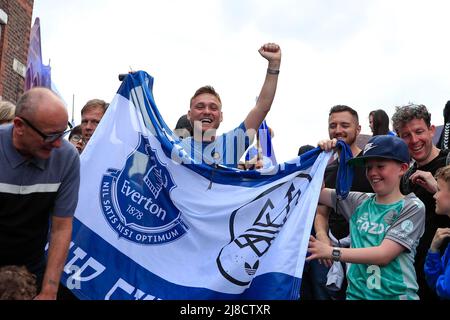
100,134,188,245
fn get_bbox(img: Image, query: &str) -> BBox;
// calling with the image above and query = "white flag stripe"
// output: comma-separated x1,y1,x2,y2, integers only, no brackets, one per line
0,182,60,194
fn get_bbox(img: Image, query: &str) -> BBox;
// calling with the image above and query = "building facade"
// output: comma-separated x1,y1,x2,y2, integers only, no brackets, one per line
0,0,34,103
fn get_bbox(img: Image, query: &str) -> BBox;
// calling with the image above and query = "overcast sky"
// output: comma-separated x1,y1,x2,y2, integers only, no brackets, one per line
33,0,450,162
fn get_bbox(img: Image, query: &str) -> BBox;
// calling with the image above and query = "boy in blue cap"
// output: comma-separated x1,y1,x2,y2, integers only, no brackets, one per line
308,135,425,300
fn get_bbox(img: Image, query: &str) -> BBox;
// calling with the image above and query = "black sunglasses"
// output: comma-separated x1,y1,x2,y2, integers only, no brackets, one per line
18,116,72,143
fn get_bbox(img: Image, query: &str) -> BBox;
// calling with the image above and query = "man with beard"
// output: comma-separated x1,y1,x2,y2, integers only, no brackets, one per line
301,105,373,300
392,104,450,300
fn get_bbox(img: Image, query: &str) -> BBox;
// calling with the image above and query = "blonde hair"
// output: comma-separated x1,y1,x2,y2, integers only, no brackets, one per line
435,165,450,188
0,101,16,124
190,86,222,108
81,99,108,116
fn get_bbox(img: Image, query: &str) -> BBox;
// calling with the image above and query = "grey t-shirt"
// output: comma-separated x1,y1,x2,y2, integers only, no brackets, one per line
329,191,425,299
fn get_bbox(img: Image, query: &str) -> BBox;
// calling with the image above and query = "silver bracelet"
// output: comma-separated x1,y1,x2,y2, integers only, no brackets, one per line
267,68,280,75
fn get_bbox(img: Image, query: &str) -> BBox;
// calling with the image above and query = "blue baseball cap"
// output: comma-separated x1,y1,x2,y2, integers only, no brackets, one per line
347,135,410,166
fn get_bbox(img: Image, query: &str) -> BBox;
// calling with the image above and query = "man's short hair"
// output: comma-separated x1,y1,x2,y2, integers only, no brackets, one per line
190,86,222,107
174,114,193,138
81,99,108,116
391,104,431,133
328,105,359,123
0,265,37,300
298,144,315,156
15,87,59,118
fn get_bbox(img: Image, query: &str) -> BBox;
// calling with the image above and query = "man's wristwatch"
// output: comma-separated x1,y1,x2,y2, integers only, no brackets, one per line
331,247,341,262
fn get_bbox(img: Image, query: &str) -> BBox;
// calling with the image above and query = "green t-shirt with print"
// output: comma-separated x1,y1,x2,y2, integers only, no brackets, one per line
331,192,425,300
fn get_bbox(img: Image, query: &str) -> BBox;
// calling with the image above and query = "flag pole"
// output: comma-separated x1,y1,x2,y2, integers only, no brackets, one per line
255,95,263,164
72,94,75,125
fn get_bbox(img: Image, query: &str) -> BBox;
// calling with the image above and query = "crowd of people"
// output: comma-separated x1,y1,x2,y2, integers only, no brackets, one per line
0,41,449,301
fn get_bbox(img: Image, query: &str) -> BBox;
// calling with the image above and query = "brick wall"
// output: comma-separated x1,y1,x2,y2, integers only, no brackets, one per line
0,0,34,103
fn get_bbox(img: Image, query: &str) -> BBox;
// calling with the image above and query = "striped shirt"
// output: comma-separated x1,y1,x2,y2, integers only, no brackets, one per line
0,124,80,268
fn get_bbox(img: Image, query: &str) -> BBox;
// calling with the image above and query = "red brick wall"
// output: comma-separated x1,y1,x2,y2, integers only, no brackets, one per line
0,0,34,103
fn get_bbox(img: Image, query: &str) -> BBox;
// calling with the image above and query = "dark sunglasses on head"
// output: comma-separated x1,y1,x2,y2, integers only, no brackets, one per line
18,116,72,143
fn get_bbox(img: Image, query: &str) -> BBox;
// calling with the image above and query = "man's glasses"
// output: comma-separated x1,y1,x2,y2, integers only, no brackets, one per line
18,116,72,143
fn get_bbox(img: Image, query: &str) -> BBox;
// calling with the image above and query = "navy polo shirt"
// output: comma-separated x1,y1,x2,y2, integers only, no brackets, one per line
0,124,80,268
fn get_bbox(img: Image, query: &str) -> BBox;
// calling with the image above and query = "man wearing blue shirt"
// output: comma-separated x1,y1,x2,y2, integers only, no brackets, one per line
0,87,80,300
183,43,281,168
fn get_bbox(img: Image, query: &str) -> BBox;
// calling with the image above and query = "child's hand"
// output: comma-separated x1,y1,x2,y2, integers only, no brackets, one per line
314,231,334,267
306,235,333,262
430,228,450,252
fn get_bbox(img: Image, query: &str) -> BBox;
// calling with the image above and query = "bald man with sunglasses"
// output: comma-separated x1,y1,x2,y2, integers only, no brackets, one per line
0,87,80,300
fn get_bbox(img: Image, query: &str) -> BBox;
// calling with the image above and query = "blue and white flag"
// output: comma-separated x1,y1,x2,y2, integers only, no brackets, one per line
25,18,51,90
245,120,277,169
61,71,332,300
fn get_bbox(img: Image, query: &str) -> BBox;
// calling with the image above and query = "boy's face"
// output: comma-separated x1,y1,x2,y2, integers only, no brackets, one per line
434,178,450,216
365,158,407,197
